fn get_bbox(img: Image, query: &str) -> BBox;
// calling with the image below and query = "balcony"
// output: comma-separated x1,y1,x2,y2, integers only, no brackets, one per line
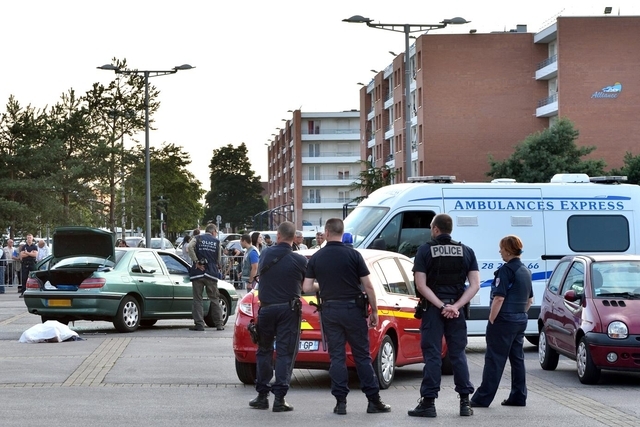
536,93,558,117
301,151,361,164
302,127,360,141
536,54,557,80
302,174,355,187
302,198,353,210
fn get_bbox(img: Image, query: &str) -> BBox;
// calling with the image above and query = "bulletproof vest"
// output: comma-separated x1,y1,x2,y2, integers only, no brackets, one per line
194,233,220,278
426,239,466,294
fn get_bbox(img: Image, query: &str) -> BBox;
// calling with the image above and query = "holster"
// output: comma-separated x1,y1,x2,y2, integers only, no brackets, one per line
247,319,259,344
290,298,302,314
414,298,427,319
355,292,369,318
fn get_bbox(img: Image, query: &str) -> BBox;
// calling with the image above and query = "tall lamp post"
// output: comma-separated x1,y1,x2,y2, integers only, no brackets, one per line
97,63,194,247
343,15,469,181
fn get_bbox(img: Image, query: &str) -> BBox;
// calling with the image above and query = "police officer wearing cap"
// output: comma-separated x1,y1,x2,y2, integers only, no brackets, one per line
408,213,480,418
302,218,390,416
249,221,308,412
187,223,224,331
471,235,533,408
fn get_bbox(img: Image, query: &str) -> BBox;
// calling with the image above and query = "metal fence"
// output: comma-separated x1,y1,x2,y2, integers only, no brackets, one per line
1,259,22,291
220,254,246,289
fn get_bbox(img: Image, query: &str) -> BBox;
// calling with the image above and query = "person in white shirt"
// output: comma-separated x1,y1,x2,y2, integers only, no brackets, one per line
36,240,50,262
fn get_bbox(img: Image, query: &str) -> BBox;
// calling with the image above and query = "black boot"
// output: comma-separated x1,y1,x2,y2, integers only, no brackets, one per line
333,398,347,415
273,396,294,412
367,394,391,413
249,392,269,410
408,397,436,418
460,394,473,416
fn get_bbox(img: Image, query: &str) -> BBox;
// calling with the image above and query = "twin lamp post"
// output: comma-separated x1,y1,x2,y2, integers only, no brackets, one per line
342,15,469,181
97,63,194,248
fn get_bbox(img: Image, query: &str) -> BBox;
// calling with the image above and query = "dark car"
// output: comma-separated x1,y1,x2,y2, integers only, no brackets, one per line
233,248,451,389
538,254,640,383
23,227,238,332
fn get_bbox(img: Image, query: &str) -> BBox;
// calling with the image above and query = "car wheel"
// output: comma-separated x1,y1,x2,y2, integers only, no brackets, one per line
235,359,256,385
140,319,157,327
374,335,396,389
113,296,140,333
441,351,453,375
525,335,539,346
577,337,600,384
204,294,231,327
539,329,559,370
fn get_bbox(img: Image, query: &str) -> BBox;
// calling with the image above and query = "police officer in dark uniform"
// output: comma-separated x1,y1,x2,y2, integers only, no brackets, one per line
302,218,390,416
408,213,480,418
471,235,533,408
187,223,224,331
249,221,308,412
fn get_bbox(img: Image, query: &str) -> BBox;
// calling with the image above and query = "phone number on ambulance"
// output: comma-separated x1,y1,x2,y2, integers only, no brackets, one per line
481,263,539,269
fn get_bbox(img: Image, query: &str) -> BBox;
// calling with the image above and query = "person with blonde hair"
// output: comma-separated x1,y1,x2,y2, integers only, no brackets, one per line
470,235,533,408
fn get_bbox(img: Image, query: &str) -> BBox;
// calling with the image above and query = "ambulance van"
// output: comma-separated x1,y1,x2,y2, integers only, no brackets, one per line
342,174,640,343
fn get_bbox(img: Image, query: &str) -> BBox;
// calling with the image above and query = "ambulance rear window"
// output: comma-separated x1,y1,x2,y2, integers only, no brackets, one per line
567,215,629,252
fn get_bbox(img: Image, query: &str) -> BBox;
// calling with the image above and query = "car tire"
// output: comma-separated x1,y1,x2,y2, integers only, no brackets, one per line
525,335,539,346
374,335,396,389
204,294,230,327
235,359,256,385
577,337,600,384
140,319,157,327
113,296,140,333
539,329,559,370
441,351,453,375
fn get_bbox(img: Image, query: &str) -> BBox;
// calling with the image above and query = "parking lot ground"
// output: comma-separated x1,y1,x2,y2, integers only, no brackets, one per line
1,290,639,427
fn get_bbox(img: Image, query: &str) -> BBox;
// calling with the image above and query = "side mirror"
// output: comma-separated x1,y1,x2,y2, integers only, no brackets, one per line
564,289,582,303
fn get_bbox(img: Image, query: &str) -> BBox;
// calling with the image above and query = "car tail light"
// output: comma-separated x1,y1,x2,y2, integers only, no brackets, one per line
26,278,40,289
79,278,107,289
238,301,254,317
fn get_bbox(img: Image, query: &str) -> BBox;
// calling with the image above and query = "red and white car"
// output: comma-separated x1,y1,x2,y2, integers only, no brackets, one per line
233,248,450,389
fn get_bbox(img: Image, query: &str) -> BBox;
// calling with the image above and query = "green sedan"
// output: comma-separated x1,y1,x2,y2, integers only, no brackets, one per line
23,227,238,332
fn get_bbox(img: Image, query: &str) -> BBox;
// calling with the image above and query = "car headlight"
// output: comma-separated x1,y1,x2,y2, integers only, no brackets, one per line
607,321,628,339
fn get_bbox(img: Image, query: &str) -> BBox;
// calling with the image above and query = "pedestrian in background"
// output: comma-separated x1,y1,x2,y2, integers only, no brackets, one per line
312,231,325,249
36,239,50,262
187,223,224,331
181,235,192,264
408,213,480,418
19,234,38,297
249,221,308,412
241,234,259,291
302,218,390,415
470,235,533,408
293,231,307,251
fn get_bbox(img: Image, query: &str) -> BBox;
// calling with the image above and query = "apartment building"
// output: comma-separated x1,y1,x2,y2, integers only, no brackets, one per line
360,15,640,182
266,110,360,230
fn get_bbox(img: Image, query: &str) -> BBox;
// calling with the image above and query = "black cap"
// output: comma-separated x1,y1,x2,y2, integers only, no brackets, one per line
264,234,271,239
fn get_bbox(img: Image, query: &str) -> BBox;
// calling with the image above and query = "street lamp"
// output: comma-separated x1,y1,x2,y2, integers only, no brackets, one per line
343,15,469,181
97,63,194,247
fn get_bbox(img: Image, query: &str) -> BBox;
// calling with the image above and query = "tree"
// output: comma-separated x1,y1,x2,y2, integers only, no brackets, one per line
85,58,155,232
350,160,395,203
608,152,640,185
203,143,266,231
126,143,204,236
487,118,606,182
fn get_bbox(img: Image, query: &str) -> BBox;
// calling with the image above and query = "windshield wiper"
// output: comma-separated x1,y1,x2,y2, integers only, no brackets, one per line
598,291,640,299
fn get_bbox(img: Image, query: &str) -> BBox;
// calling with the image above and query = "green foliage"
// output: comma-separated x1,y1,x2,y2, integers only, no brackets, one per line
350,160,395,203
203,143,266,231
126,143,204,235
487,118,606,183
608,152,640,185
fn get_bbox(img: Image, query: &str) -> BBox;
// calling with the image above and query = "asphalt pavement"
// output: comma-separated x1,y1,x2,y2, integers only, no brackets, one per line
1,288,639,427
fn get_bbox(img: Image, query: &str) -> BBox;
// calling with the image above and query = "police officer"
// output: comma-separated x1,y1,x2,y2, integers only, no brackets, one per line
249,221,308,412
471,235,533,408
302,218,390,416
187,223,224,331
408,213,480,418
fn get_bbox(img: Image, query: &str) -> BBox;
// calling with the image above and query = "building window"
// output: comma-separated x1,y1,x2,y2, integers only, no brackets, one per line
308,189,321,203
338,191,350,202
309,143,320,157
338,168,350,180
308,120,320,134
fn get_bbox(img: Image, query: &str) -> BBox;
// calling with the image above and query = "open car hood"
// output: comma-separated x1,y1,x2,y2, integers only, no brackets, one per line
52,227,115,261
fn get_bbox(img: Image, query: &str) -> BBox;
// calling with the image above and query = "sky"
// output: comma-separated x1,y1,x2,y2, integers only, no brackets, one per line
3,0,640,189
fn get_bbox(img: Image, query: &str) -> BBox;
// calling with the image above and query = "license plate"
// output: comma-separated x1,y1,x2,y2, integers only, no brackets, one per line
48,299,71,307
299,340,319,351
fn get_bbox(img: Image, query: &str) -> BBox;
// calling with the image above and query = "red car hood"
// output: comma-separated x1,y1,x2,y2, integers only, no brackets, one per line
593,298,640,334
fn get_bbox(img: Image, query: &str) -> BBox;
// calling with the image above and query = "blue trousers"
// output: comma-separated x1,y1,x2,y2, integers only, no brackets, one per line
322,301,379,400
255,304,300,398
420,304,474,398
471,312,528,406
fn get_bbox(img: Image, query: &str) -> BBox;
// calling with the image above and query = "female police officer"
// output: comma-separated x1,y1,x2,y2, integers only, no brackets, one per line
470,235,533,408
